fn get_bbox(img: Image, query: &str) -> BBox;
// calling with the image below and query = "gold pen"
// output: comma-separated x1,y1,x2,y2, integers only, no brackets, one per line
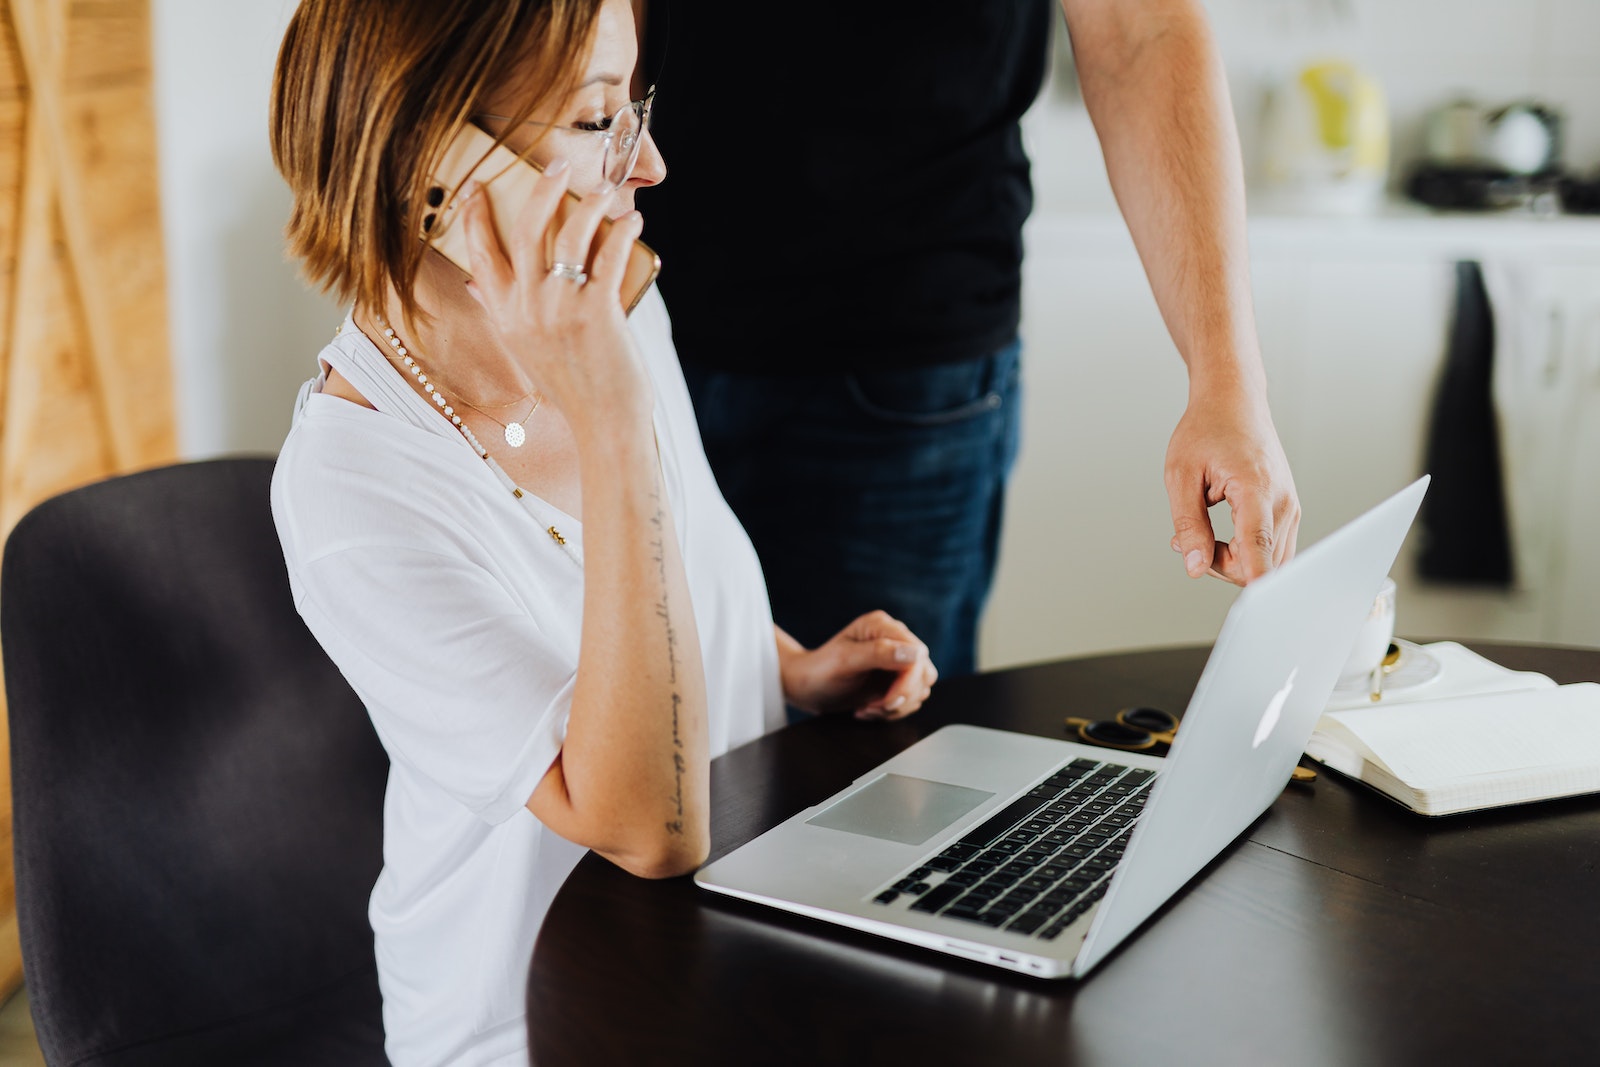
1369,642,1402,703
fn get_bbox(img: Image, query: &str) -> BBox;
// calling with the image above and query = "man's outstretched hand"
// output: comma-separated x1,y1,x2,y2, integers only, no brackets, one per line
1165,387,1300,586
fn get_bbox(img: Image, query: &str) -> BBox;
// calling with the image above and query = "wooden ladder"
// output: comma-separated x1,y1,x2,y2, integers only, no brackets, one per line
0,0,177,998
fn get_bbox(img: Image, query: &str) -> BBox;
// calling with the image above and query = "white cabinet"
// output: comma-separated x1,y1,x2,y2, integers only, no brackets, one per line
1552,377,1600,645
978,210,1600,671
1485,259,1600,647
978,223,1237,672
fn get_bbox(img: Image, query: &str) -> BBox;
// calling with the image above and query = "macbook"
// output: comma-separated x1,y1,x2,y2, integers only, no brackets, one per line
695,476,1429,979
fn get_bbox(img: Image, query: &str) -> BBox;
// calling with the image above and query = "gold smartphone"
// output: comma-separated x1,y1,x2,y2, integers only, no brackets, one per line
422,123,661,314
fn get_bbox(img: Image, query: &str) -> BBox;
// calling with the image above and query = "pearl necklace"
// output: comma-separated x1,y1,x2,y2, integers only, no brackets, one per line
375,316,543,448
365,314,580,565
374,314,490,459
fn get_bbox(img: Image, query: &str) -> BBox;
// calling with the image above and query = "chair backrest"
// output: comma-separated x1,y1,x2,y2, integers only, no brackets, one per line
3,457,390,1065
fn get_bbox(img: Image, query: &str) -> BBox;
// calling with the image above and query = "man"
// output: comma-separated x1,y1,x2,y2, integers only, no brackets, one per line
638,0,1300,678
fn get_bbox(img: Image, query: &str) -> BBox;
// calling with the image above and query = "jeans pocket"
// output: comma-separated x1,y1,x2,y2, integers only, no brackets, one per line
843,351,1014,428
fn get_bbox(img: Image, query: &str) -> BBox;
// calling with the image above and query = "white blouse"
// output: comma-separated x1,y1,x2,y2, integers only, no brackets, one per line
271,286,784,1066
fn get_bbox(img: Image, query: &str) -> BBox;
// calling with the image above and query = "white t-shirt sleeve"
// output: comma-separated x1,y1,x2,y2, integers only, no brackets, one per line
292,539,574,826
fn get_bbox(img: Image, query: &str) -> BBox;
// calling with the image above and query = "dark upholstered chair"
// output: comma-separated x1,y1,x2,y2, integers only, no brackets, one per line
2,457,390,1065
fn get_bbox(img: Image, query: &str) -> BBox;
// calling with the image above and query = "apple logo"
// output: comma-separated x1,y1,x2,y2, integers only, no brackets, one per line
1253,668,1298,748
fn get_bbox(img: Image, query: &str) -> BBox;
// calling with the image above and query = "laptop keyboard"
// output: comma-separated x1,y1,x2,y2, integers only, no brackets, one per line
870,757,1156,940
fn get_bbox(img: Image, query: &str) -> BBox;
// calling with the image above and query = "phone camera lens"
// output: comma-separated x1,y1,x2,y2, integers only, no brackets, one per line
426,185,445,208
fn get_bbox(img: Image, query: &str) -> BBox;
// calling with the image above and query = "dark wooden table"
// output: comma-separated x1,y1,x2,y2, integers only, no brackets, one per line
527,641,1600,1066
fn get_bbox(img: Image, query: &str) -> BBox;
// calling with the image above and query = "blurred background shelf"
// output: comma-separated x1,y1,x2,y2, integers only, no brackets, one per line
983,0,1600,670
981,208,1600,670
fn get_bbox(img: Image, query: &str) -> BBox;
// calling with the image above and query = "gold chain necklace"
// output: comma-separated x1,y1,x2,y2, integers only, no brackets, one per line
455,392,542,449
374,315,542,449
363,314,576,561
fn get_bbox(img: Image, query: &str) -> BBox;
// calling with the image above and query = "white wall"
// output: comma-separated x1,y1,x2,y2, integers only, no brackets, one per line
1027,0,1600,214
994,0,1600,670
153,0,343,460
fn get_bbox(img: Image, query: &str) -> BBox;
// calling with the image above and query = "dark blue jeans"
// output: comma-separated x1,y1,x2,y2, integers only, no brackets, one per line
684,340,1022,682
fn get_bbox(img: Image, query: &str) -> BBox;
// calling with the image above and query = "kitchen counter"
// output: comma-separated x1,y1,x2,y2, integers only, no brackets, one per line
990,188,1600,672
1025,194,1600,262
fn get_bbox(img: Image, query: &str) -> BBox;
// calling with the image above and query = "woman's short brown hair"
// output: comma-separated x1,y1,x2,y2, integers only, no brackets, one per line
270,0,604,324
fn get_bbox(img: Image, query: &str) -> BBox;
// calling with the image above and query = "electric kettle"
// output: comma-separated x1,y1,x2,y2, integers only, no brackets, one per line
1259,58,1390,213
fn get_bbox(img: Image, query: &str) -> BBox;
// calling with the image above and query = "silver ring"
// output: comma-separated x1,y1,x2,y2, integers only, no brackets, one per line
549,262,588,284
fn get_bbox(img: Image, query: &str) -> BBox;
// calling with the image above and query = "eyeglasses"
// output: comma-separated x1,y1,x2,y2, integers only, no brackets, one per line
475,86,655,190
1065,706,1179,751
1065,706,1317,782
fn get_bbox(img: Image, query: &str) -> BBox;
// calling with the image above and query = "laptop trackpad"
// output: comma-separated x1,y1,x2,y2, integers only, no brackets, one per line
805,773,994,846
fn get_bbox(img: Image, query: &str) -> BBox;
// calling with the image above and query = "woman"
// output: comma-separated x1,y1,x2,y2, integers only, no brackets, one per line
267,1,939,1064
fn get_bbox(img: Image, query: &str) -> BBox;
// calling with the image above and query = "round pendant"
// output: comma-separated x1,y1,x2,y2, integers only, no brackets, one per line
504,422,526,448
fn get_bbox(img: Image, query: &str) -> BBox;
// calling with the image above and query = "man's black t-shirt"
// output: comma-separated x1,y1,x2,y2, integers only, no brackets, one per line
640,1,1054,373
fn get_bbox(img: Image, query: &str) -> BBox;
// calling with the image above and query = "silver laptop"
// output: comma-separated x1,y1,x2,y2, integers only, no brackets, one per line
696,476,1429,979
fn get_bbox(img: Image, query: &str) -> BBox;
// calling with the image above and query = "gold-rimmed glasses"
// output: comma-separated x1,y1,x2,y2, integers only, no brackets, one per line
475,85,655,190
1064,706,1179,751
1065,706,1317,783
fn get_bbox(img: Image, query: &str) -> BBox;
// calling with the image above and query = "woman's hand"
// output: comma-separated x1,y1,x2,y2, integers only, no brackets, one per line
777,613,938,720
458,159,652,433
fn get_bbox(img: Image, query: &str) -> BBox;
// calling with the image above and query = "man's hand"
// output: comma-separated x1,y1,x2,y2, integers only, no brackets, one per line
1165,383,1300,585
1061,0,1302,585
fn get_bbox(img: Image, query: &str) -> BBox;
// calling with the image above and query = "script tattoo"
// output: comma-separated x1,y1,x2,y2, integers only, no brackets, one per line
665,744,686,836
651,493,686,835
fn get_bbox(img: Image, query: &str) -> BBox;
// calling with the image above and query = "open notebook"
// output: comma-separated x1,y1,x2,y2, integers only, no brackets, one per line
1306,644,1600,816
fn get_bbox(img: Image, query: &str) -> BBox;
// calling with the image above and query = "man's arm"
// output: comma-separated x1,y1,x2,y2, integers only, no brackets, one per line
1060,0,1299,584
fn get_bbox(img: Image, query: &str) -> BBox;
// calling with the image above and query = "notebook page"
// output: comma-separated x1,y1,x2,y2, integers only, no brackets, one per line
1323,641,1555,713
1323,683,1600,790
